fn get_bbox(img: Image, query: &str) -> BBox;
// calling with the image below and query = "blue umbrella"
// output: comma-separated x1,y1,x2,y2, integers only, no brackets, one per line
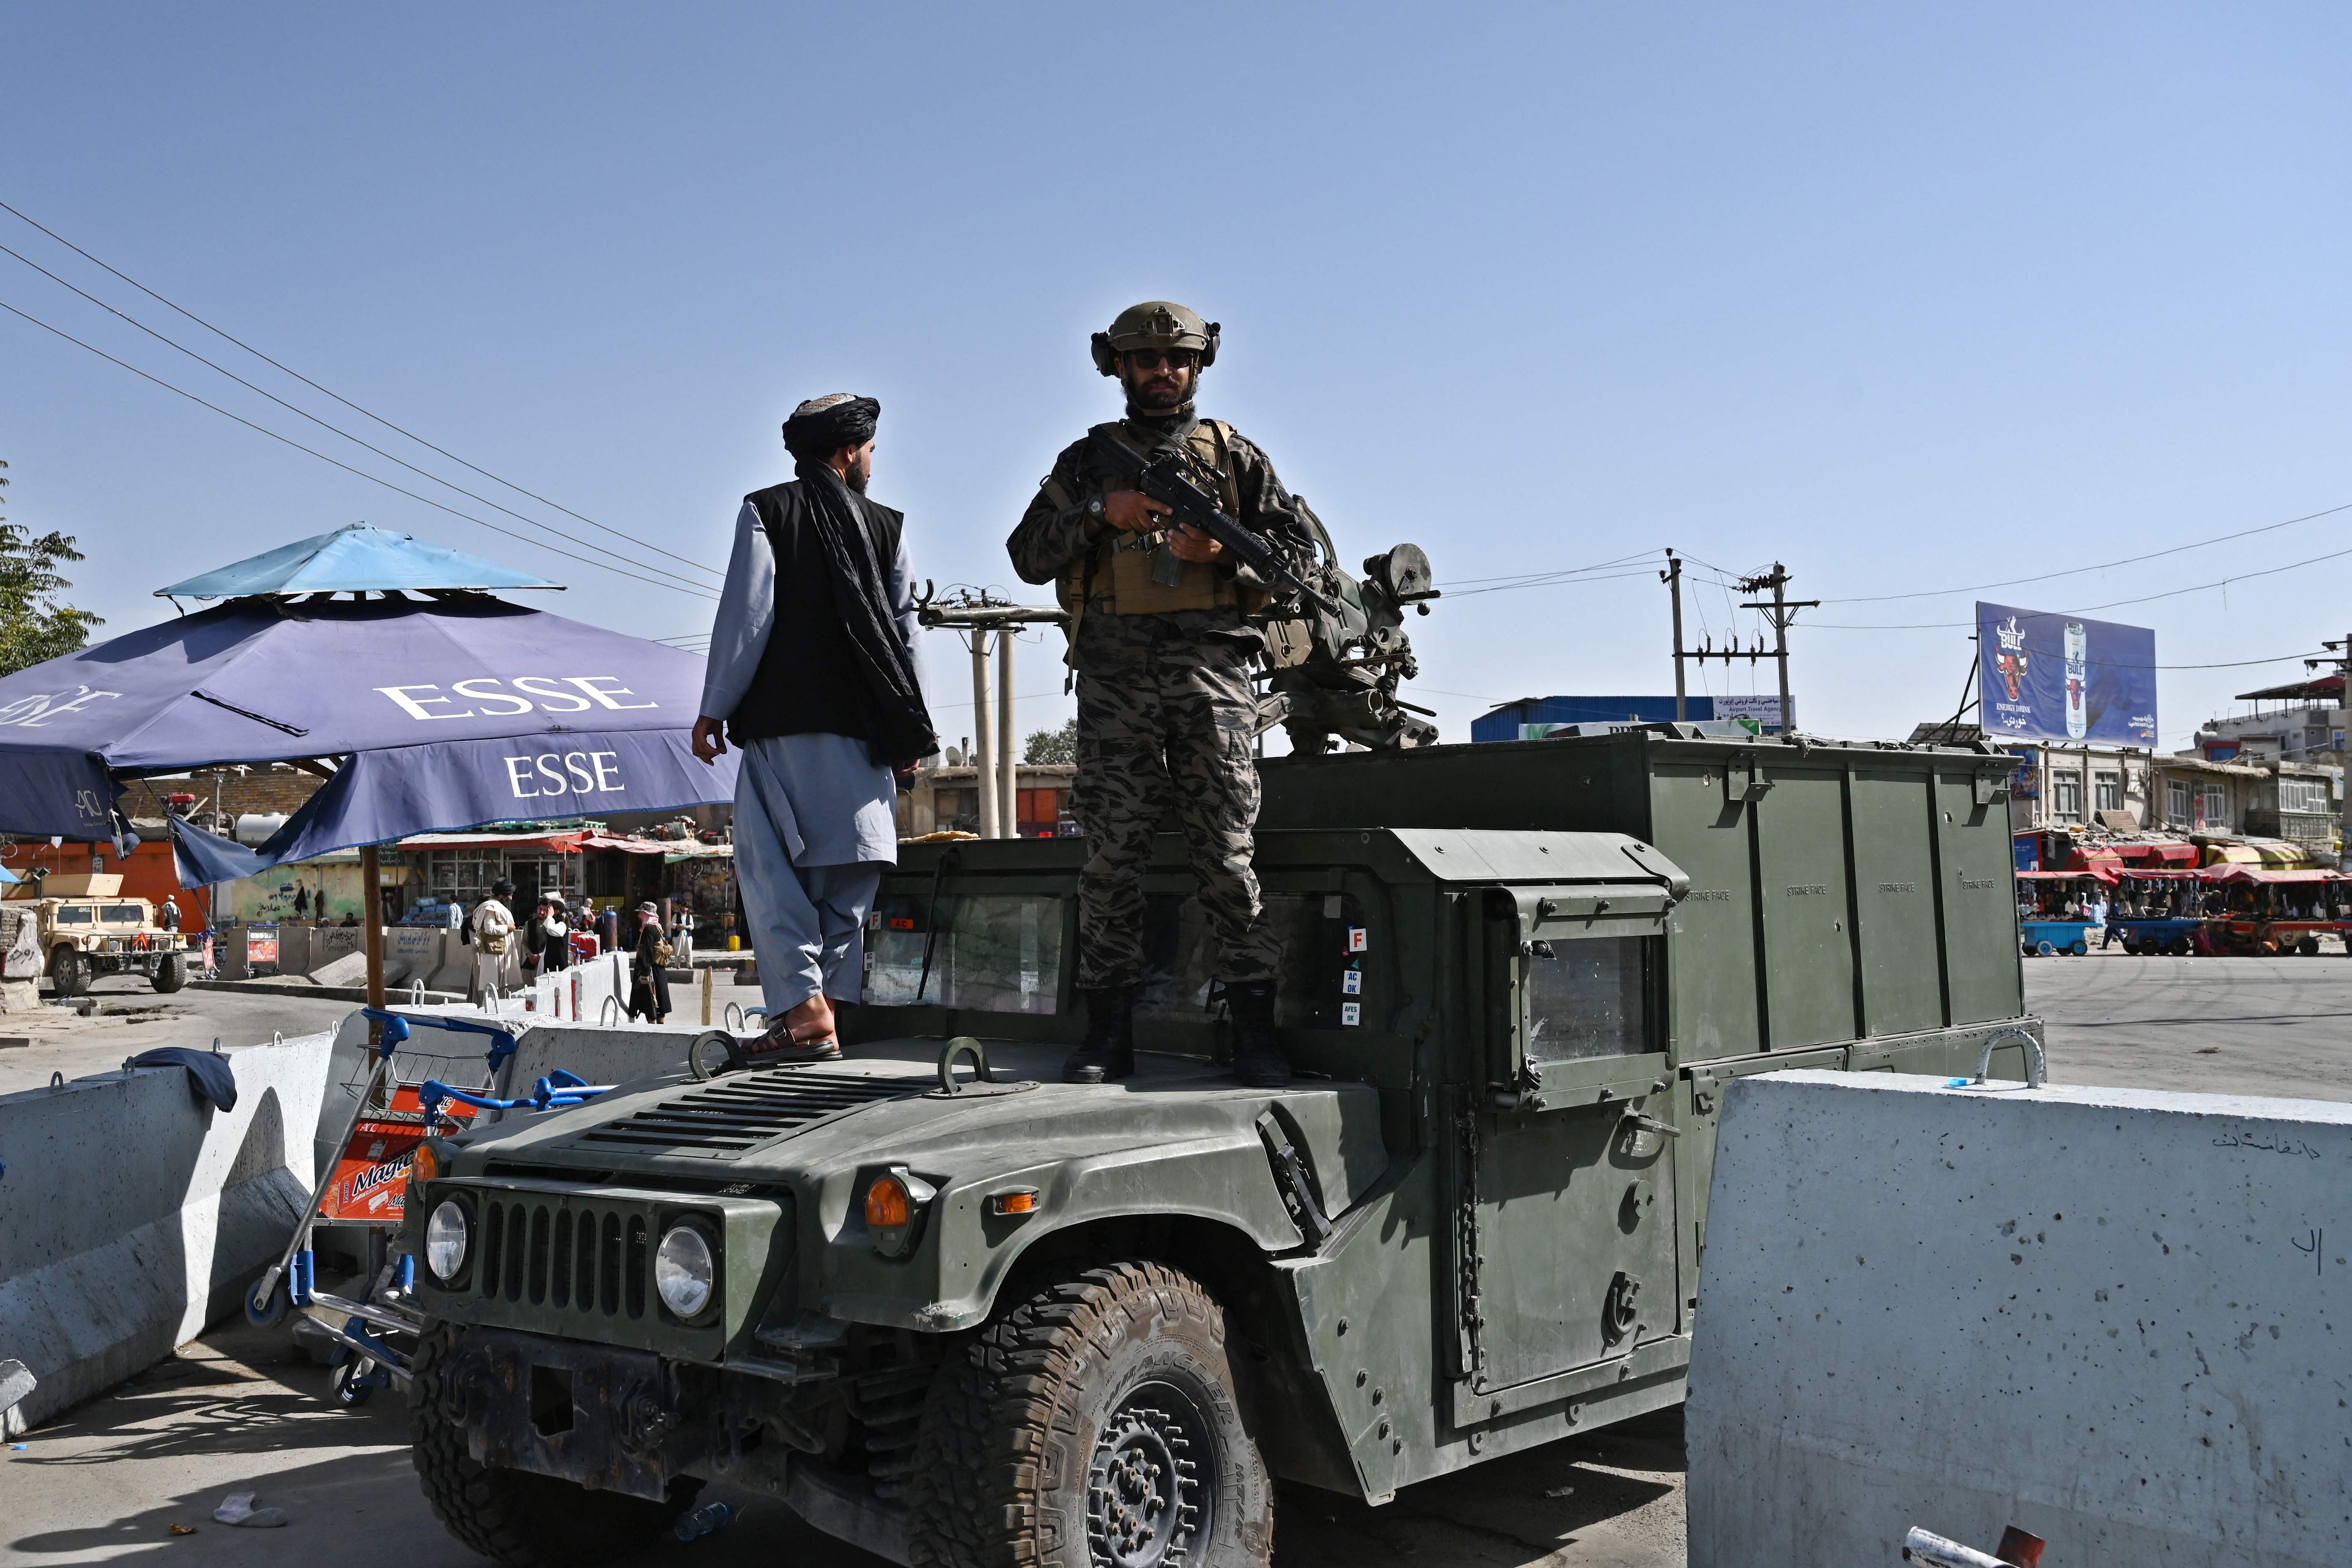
156,522,561,600
0,593,733,867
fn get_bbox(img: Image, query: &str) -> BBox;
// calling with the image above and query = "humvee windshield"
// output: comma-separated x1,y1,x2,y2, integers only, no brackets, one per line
103,904,145,924
54,907,92,925
865,887,1365,1029
868,891,1065,1014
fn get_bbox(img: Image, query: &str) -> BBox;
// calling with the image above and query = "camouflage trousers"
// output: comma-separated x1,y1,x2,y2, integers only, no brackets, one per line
1071,612,1281,990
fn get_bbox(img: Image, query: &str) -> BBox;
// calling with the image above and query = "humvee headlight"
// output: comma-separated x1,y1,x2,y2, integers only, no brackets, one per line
655,1223,716,1318
424,1201,469,1282
864,1168,937,1259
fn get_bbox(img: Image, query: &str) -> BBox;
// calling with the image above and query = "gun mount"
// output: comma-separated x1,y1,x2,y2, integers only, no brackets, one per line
1257,497,1441,753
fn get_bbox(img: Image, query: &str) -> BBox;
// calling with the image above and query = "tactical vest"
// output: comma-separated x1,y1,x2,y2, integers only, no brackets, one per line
1050,420,1270,618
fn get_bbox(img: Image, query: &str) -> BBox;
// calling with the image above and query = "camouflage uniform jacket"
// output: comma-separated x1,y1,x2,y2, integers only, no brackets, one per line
1005,408,1311,660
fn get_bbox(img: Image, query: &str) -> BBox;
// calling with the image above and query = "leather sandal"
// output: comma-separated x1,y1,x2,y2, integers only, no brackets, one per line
746,1016,841,1062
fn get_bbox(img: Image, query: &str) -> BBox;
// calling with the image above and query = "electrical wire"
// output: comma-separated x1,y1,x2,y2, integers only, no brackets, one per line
1809,540,2352,632
0,198,724,582
0,238,721,595
0,295,717,600
1818,498,2352,604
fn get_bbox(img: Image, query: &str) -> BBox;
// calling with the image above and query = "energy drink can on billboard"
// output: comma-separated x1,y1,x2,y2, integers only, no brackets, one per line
2064,621,2088,739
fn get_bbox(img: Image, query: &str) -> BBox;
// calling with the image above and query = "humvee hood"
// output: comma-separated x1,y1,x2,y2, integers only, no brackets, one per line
456,1038,1390,1219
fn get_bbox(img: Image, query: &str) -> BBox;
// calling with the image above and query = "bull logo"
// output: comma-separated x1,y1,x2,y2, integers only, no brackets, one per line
1992,616,2029,701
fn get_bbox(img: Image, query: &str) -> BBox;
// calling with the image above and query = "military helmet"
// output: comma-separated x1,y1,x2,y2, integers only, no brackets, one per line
1092,301,1220,376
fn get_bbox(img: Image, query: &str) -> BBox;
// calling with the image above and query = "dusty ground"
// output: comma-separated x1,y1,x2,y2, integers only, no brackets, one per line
0,975,352,1097
5,956,2346,1567
0,1319,1686,1568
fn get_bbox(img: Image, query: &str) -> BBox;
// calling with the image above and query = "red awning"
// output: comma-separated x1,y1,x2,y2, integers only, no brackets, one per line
2017,869,2120,884
2115,842,2198,866
577,833,672,856
396,830,587,853
2210,866,2344,885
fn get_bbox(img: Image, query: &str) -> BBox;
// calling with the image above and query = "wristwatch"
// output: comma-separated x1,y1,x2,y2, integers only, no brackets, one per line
1085,495,1107,522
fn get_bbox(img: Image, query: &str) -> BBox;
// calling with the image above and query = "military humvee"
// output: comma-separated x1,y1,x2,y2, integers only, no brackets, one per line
398,731,2035,1567
6,874,191,996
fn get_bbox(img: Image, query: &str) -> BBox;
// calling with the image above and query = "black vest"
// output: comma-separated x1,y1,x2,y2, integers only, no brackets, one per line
725,480,906,746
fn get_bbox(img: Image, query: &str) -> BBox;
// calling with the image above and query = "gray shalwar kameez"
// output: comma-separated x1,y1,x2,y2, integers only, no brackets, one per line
701,499,918,1016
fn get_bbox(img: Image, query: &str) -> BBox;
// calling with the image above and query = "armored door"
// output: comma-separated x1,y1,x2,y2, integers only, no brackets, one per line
1455,889,1681,1401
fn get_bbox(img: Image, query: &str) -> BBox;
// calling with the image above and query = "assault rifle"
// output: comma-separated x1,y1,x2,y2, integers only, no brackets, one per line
1086,430,1342,618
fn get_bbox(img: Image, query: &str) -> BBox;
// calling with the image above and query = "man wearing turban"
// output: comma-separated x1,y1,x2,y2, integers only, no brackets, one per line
693,394,937,1058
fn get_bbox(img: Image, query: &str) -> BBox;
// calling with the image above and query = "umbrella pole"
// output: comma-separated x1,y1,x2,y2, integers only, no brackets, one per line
362,843,386,1057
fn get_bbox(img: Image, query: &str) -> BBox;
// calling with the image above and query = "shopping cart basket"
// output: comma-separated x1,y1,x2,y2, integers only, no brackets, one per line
243,1009,613,1408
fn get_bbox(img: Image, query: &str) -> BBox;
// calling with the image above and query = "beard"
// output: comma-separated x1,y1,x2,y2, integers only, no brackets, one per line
1123,368,1190,412
844,463,869,494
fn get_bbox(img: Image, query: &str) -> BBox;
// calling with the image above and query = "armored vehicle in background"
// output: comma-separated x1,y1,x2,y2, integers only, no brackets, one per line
399,730,2033,1567
6,873,191,996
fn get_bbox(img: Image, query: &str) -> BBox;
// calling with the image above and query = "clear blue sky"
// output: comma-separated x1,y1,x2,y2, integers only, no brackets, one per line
4,4,2347,752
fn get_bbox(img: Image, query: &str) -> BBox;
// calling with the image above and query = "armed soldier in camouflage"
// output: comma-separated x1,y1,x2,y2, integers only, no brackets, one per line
1008,301,1315,1089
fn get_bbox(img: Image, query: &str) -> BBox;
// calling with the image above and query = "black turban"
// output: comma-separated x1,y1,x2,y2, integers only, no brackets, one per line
782,393,880,460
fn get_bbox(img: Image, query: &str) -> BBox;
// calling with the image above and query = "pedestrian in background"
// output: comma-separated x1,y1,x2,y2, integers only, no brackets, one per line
159,894,181,932
468,880,519,1001
533,897,571,976
626,901,672,1023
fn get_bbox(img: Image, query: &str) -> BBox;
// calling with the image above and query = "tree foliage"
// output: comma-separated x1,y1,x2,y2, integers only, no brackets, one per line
0,522,102,678
1023,716,1077,765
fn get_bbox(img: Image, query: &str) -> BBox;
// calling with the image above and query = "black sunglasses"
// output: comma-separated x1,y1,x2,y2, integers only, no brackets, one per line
1125,349,1199,371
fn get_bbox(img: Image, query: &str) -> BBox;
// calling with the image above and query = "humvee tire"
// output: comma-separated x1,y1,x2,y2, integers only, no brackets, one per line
153,953,189,993
908,1262,1273,1568
407,1325,700,1566
48,947,87,998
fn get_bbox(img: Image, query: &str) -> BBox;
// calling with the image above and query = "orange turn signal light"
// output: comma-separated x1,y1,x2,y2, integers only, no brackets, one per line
988,1190,1040,1217
865,1175,912,1229
411,1143,440,1185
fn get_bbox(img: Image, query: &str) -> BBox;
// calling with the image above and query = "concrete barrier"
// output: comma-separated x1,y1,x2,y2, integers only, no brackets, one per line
1687,1070,2352,1568
0,1033,336,1434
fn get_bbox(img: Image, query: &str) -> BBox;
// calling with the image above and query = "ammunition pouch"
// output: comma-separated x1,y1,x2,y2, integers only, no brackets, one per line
1052,420,1270,619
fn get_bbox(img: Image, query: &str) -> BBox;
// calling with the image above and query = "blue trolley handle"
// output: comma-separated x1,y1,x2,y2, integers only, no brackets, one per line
418,1069,614,1123
361,1008,521,1072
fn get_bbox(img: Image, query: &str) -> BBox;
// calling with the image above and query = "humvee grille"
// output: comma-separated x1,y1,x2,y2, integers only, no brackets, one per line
476,1196,655,1322
566,1069,923,1157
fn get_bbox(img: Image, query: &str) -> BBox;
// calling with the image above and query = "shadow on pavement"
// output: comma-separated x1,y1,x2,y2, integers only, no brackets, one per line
7,1315,1678,1568
1277,1407,1685,1566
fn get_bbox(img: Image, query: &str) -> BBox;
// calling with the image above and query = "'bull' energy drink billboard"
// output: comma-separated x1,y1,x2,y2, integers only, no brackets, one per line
1977,602,2158,745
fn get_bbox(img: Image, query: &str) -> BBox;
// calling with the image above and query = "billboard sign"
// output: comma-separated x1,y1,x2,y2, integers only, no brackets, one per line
1977,603,2157,745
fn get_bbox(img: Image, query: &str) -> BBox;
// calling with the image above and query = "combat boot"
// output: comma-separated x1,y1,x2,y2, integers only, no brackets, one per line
1062,985,1138,1083
1228,980,1291,1088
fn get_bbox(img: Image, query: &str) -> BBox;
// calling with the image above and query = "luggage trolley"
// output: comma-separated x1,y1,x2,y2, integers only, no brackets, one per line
243,1009,614,1408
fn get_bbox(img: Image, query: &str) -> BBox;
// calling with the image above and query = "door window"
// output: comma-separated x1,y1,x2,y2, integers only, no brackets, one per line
1523,937,1652,1064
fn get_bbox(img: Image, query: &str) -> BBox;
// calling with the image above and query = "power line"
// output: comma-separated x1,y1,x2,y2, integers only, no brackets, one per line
0,296,717,600
1810,538,2352,631
1818,498,2352,604
0,198,725,583
0,236,720,597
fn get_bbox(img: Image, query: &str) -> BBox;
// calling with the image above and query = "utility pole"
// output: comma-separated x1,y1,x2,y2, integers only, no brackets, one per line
915,586,1070,841
2309,636,2351,864
1737,563,1819,735
969,631,997,838
997,628,1017,838
1660,550,1687,721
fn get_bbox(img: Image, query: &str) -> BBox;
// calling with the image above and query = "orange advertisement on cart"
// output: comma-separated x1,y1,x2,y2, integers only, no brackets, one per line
321,1084,480,1223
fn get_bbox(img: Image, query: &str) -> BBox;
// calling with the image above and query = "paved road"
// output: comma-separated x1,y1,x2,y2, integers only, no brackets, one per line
7,957,2347,1568
2,1319,1685,1568
2028,952,2352,1102
0,976,353,1097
